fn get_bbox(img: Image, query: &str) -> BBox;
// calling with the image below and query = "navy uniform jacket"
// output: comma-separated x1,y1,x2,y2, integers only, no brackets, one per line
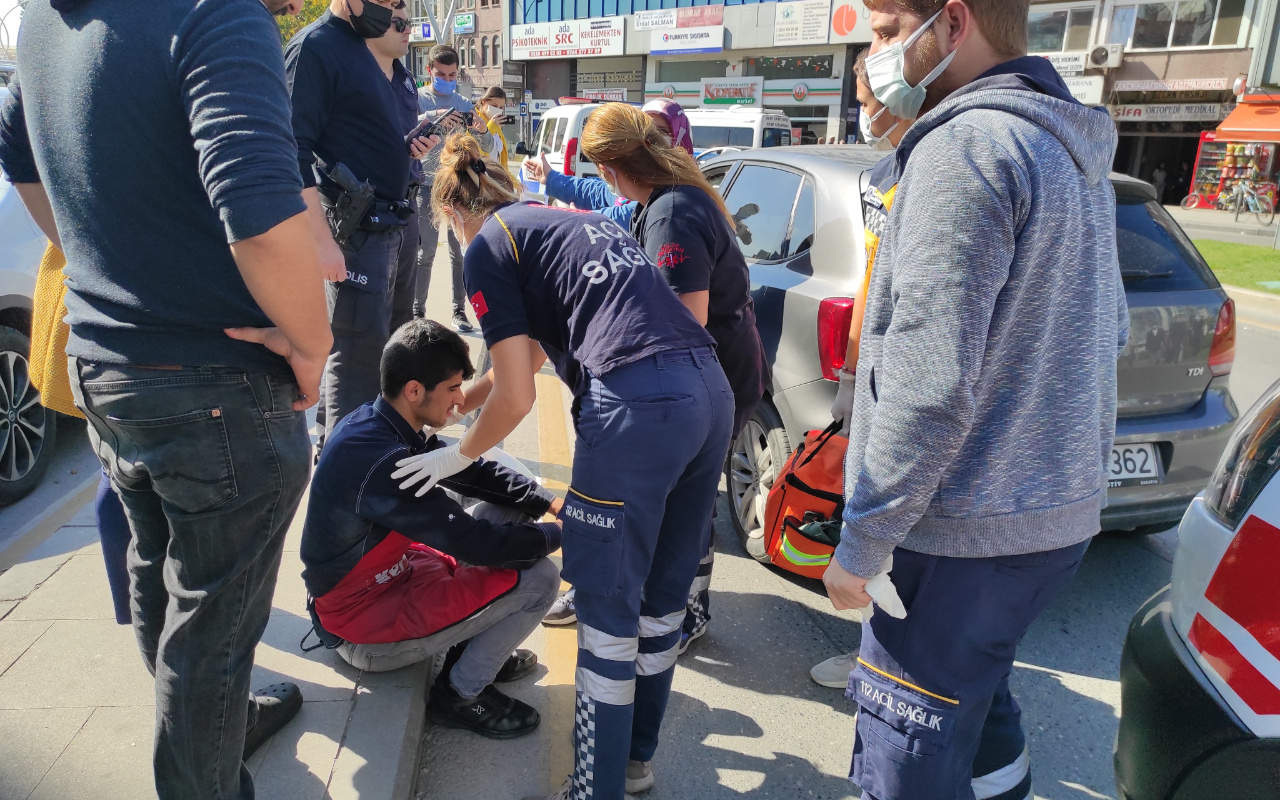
301,397,561,598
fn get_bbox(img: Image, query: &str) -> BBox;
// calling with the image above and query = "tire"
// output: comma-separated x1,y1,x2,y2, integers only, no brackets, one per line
1258,197,1275,226
1235,196,1243,222
724,400,791,563
1180,193,1201,209
0,326,57,505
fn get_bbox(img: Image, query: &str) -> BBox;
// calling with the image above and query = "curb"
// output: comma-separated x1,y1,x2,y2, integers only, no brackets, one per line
0,473,98,572
1223,284,1280,312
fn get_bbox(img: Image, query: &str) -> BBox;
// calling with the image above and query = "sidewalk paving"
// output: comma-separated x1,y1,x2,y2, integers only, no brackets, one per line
0,489,432,800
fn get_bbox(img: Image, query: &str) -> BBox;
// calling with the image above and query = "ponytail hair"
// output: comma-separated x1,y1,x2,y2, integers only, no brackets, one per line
580,103,733,227
430,131,519,230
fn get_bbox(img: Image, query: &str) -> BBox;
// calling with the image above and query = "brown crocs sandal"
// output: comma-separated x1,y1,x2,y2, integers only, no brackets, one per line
244,682,303,758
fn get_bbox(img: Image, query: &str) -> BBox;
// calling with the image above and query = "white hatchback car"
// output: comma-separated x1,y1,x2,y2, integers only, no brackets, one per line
1114,376,1280,799
0,171,58,504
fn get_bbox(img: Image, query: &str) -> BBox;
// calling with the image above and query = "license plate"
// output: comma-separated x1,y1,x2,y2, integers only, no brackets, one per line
1108,443,1163,488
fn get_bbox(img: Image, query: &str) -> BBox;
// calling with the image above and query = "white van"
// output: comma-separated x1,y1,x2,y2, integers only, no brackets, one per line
517,99,604,194
684,107,792,152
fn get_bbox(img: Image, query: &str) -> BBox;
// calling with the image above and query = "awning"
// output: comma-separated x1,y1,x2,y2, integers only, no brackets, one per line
1217,103,1280,143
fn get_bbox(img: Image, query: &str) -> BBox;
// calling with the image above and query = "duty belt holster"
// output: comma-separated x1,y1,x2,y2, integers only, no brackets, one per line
359,198,413,233
319,162,376,249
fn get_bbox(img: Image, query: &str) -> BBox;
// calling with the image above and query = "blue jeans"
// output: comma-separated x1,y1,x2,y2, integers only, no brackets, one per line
848,542,1090,800
564,346,734,800
71,361,312,800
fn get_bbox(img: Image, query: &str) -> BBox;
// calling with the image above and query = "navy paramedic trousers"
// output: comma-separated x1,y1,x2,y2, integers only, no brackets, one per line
848,541,1090,800
562,347,733,800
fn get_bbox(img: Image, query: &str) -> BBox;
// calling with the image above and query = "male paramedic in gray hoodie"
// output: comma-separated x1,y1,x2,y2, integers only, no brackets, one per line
823,2,1127,799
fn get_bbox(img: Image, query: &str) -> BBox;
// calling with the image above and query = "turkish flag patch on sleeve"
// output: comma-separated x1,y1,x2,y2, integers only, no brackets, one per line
469,292,489,319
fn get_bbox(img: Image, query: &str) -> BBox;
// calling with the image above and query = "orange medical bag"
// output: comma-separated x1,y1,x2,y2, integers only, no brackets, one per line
763,421,848,579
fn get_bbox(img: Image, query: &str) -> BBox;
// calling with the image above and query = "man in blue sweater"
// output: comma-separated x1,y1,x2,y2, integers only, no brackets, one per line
0,1,332,798
823,2,1127,799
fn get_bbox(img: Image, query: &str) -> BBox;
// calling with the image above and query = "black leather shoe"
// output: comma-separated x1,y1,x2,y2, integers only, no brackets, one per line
426,681,540,739
495,649,538,683
244,682,303,758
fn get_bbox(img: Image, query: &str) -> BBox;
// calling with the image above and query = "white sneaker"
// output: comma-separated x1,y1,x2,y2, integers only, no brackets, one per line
625,760,655,793
542,590,577,625
810,652,857,688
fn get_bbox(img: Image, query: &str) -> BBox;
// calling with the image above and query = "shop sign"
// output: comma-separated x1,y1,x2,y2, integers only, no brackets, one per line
829,1,872,44
1110,103,1229,122
453,13,475,35
636,6,723,31
774,0,832,47
577,70,643,84
410,22,434,42
581,88,628,102
652,25,724,55
530,99,556,114
509,18,625,60
1063,76,1104,106
1115,78,1231,92
1044,52,1087,77
792,83,809,102
701,77,764,107
635,9,676,30
662,85,677,99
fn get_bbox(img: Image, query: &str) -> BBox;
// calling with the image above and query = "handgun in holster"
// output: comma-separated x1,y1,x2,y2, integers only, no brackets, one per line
320,163,376,250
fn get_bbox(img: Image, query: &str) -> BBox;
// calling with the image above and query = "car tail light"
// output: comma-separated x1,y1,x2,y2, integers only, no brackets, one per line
1209,299,1235,377
1203,378,1280,528
563,137,578,177
817,297,857,382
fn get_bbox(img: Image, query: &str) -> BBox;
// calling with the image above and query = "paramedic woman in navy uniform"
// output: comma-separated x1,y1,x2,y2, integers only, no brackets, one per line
392,133,734,800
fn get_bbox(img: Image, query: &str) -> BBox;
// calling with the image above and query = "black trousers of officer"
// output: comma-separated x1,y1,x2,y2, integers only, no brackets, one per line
319,213,418,443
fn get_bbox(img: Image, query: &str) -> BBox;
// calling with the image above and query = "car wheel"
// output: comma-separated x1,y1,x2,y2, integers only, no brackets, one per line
0,326,57,504
725,400,791,563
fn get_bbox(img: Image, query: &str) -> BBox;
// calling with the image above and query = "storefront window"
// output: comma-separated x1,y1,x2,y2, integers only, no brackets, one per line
1109,0,1241,48
743,55,834,80
657,60,729,83
1027,7,1095,53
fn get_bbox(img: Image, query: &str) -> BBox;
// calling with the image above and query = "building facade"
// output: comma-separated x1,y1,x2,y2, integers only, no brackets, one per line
1028,0,1272,201
504,0,874,142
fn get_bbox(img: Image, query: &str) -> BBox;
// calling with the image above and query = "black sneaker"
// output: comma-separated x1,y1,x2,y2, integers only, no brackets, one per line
427,681,540,739
453,312,474,333
495,649,538,683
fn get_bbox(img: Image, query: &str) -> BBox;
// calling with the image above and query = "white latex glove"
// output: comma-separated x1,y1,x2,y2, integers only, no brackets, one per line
424,410,465,438
391,443,476,497
830,369,856,436
863,556,907,619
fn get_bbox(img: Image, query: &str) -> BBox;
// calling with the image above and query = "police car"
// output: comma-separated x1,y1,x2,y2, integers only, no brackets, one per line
1114,376,1280,799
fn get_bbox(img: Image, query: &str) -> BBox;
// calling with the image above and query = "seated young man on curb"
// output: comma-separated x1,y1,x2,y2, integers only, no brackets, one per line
301,319,563,740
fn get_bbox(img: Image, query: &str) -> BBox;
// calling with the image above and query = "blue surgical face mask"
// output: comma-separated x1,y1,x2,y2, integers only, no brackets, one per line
859,106,899,151
865,7,957,120
432,75,457,95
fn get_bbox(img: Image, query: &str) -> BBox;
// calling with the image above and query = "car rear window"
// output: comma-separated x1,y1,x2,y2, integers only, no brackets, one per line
722,164,803,261
692,125,754,148
1115,198,1216,292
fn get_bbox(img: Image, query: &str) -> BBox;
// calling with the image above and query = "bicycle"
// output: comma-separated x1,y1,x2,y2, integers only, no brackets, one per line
1229,180,1276,226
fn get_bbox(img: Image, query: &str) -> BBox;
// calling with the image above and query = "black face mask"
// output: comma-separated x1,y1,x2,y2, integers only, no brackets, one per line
346,0,393,39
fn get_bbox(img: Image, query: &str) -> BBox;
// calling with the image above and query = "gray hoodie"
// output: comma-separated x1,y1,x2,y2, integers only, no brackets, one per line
836,57,1127,578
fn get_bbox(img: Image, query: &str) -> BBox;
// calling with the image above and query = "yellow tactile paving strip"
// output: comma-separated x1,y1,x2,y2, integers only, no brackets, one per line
535,371,577,790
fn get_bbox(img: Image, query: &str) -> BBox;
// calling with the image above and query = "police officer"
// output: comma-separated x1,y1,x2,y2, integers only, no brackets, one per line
394,133,734,800
286,0,446,442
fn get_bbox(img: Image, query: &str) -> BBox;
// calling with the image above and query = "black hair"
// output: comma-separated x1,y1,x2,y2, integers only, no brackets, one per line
428,44,459,68
380,319,474,399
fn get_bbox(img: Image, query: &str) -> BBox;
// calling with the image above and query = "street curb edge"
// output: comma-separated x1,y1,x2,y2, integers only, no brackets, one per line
0,474,99,573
